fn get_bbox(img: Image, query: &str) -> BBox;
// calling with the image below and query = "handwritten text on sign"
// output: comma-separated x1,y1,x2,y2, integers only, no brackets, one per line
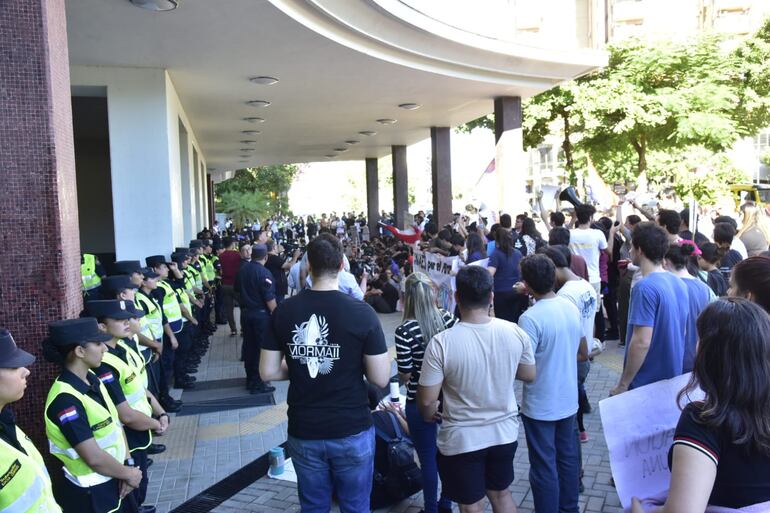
599,373,703,509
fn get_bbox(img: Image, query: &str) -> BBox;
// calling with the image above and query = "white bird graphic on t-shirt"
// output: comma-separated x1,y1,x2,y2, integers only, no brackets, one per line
305,314,322,378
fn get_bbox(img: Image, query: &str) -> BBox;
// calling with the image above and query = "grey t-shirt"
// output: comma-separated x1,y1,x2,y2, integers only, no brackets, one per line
518,296,581,421
419,318,535,456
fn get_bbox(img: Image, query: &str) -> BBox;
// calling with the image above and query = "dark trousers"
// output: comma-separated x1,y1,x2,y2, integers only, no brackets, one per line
493,290,528,323
618,270,633,345
214,283,226,323
132,449,149,506
161,332,176,388
242,310,269,385
522,414,580,513
603,282,619,335
221,284,237,332
174,324,193,381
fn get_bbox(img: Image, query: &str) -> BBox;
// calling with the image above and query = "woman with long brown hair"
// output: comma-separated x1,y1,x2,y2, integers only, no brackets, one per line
632,298,770,512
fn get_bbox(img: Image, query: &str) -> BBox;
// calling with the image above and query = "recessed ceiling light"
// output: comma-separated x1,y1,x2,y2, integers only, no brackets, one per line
333,148,348,152
358,131,377,136
324,154,337,158
246,100,271,108
249,76,279,85
239,159,248,163
128,0,178,11
345,140,360,145
240,140,257,144
376,118,397,125
241,130,261,135
398,103,421,110
240,148,256,152
242,117,265,123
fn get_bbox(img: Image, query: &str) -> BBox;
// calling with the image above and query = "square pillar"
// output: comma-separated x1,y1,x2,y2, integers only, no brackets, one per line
207,174,215,229
431,127,452,229
365,158,379,236
494,96,527,213
0,0,82,444
391,145,409,228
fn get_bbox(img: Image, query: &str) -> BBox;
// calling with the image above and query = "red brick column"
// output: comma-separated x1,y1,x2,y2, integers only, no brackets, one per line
0,0,81,446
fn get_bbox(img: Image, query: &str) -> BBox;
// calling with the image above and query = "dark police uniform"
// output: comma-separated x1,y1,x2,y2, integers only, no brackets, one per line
235,259,275,392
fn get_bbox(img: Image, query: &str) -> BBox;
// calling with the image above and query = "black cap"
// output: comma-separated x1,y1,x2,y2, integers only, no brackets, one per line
47,318,112,346
189,240,203,249
112,260,142,275
212,242,222,251
145,255,169,268
141,267,160,279
0,329,35,368
174,247,189,253
170,252,190,265
252,243,268,260
124,301,145,318
85,300,136,320
101,275,138,295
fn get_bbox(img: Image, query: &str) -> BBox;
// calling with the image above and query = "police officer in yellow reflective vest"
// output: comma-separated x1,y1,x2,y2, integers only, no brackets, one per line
145,256,194,394
168,252,202,386
81,253,105,301
134,267,181,415
42,318,142,513
0,328,62,513
191,240,216,335
85,300,170,513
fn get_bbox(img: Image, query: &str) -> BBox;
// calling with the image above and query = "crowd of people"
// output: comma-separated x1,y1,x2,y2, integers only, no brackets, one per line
2,193,770,513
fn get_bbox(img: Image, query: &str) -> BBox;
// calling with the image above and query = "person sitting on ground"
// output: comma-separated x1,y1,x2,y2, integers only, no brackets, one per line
632,298,770,513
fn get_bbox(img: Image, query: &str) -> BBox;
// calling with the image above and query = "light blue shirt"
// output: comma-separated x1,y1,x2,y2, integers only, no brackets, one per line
305,270,364,301
519,296,581,421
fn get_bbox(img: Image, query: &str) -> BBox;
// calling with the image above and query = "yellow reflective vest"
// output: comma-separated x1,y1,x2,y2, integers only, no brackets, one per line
0,425,62,512
81,254,102,292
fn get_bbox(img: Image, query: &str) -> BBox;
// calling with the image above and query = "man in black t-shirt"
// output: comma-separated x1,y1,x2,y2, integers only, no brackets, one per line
261,233,390,513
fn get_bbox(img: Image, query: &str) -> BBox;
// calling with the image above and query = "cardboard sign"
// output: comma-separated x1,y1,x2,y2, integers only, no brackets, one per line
599,373,703,509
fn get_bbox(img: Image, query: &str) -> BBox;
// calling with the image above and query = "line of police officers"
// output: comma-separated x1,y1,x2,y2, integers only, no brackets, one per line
0,238,224,513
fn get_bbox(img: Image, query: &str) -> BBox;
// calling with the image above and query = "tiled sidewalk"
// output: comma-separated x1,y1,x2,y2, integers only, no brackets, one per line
147,309,626,513
211,339,627,513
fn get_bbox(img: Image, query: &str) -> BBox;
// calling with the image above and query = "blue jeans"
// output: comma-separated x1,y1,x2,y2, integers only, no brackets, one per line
405,401,451,513
522,414,580,513
287,427,375,513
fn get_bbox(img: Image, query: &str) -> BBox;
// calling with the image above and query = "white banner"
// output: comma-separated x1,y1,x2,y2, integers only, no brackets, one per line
413,251,460,313
599,373,703,510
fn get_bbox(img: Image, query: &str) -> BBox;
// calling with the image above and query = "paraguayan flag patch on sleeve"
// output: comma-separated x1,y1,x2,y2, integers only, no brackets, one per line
58,407,79,424
98,372,115,384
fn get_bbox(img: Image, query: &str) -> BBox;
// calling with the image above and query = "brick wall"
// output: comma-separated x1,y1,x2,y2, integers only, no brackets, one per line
0,0,82,447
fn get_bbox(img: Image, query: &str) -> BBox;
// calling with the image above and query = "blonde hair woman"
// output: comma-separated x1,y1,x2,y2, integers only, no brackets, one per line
395,272,457,513
738,205,770,256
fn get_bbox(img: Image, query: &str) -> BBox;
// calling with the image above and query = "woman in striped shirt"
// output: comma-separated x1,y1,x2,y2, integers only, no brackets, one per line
632,298,770,512
396,273,457,513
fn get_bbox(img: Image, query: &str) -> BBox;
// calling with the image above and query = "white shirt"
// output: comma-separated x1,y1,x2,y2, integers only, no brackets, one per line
569,228,608,284
306,270,364,301
731,237,748,259
557,279,597,344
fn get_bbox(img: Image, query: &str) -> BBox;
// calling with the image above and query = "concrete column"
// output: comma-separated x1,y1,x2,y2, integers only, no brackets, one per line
0,0,81,445
391,145,409,228
431,127,452,229
178,121,196,242
493,96,527,213
207,174,215,229
70,66,182,260
365,158,379,236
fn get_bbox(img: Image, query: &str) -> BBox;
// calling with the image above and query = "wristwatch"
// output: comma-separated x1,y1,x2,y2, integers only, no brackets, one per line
125,458,135,466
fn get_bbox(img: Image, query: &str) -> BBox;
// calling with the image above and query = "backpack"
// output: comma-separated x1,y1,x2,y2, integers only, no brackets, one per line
370,411,423,509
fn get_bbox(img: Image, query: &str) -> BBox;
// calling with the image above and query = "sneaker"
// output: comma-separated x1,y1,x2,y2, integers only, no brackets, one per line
580,431,589,443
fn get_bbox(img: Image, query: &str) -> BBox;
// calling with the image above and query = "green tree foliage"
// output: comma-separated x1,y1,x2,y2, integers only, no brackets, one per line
215,165,299,224
457,18,770,203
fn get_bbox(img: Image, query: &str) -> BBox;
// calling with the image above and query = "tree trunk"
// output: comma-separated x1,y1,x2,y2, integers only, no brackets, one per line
630,135,647,176
561,112,577,185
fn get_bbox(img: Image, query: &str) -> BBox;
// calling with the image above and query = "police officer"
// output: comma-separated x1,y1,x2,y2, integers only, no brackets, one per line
0,329,62,512
101,276,163,378
81,253,105,300
135,267,180,412
212,242,227,326
112,261,144,289
42,318,142,513
169,252,202,380
85,300,168,513
235,244,276,394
